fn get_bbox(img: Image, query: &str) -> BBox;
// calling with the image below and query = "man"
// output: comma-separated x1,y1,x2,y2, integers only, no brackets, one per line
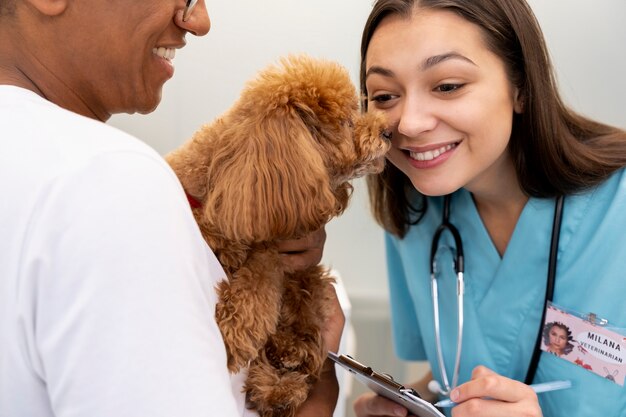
0,0,342,416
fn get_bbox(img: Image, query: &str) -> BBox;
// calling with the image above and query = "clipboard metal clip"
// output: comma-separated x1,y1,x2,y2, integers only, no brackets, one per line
584,312,608,327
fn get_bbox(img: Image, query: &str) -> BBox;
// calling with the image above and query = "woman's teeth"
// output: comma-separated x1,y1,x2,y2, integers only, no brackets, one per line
153,47,175,60
409,143,456,161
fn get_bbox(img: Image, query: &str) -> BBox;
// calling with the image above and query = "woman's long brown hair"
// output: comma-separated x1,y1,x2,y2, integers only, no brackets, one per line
361,0,626,237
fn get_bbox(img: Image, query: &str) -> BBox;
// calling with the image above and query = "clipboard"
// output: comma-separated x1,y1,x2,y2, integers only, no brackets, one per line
328,352,445,417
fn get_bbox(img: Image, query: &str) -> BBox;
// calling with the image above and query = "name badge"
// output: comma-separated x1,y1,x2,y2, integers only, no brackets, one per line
541,302,625,386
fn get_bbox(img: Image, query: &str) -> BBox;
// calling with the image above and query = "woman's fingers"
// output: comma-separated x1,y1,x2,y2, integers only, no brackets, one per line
453,366,535,403
353,392,409,417
449,366,541,417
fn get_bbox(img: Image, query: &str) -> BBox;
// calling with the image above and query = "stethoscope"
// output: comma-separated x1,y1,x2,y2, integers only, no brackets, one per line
427,194,565,396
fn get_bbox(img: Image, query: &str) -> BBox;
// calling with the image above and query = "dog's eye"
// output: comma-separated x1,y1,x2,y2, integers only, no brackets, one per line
343,119,354,128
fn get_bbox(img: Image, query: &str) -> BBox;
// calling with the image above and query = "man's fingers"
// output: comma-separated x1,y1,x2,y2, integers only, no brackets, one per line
321,285,344,353
276,227,326,253
276,227,326,271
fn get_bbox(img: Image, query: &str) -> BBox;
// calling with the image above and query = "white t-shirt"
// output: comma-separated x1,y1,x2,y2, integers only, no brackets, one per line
0,86,248,417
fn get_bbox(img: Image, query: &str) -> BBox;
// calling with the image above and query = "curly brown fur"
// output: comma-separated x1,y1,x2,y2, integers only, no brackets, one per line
167,54,389,416
246,267,335,417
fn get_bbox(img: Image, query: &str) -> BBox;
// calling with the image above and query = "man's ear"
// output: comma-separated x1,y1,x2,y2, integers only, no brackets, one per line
24,0,68,16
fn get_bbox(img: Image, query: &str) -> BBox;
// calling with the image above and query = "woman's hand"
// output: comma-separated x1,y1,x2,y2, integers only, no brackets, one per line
353,370,434,417
450,366,542,417
276,227,326,272
353,392,412,417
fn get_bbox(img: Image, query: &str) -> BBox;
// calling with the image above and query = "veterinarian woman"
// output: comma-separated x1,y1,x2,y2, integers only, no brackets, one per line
353,1,626,416
0,0,342,416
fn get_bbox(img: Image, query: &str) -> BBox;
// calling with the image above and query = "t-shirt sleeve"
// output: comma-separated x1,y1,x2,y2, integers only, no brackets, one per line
19,151,240,417
385,233,427,361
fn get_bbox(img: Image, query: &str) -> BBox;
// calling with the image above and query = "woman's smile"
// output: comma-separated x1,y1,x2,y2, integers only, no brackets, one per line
366,8,521,197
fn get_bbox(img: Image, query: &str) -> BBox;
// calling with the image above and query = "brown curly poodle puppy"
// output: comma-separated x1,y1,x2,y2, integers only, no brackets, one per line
166,54,389,417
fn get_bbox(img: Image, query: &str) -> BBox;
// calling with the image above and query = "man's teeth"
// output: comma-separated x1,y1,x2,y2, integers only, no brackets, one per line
153,47,175,60
409,143,456,161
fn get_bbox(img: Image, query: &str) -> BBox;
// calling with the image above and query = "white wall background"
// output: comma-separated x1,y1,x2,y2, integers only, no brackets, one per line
110,0,626,304
109,2,626,415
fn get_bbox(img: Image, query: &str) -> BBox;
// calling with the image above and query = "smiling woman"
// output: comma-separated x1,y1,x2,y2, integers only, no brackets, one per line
364,8,521,199
354,1,626,417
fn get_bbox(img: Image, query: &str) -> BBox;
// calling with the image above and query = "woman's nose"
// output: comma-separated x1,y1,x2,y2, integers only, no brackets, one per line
176,0,211,36
396,97,437,138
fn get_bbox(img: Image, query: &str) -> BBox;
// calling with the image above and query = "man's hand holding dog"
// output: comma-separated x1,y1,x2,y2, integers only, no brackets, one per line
276,227,327,272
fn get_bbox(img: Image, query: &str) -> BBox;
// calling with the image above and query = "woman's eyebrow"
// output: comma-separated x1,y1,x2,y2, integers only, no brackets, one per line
366,51,476,81
422,52,477,70
365,66,395,80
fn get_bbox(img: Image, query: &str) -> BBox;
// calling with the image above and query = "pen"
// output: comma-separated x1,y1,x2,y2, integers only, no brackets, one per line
434,380,572,408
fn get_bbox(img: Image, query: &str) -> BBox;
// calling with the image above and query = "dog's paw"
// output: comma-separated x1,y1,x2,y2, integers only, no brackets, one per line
245,361,311,417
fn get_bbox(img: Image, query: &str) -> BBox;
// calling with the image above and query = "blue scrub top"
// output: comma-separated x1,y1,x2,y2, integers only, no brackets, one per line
386,168,626,416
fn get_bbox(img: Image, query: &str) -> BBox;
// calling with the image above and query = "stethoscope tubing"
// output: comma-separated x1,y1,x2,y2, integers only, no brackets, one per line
430,195,464,395
430,270,464,395
429,194,564,394
524,194,564,384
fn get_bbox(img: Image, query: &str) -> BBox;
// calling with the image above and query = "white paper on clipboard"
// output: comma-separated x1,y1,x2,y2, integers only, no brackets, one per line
328,352,444,417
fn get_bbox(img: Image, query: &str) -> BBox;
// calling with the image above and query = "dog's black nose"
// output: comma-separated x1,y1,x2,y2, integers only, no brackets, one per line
382,129,392,141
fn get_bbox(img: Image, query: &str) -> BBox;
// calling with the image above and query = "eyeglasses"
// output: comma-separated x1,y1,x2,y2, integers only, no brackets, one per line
182,0,198,22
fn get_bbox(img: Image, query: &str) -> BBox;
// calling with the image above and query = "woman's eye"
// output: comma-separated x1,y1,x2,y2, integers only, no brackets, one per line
435,83,464,93
370,93,396,103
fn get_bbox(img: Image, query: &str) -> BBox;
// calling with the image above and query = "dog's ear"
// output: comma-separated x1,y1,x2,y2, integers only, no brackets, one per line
202,108,338,243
